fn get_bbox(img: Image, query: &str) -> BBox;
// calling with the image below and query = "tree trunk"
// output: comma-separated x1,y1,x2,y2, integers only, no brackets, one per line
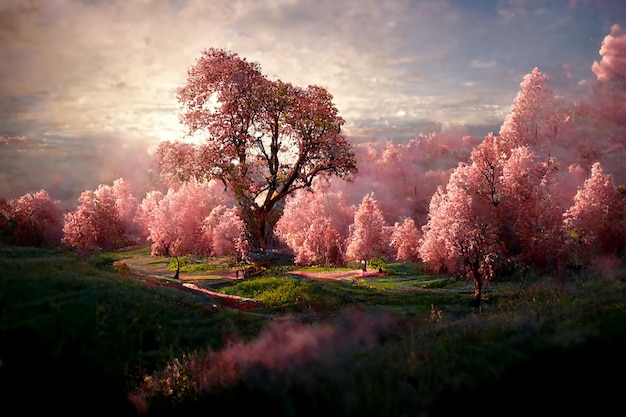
473,279,482,302
240,206,265,253
471,265,483,307
249,215,267,253
257,211,267,252
173,256,181,280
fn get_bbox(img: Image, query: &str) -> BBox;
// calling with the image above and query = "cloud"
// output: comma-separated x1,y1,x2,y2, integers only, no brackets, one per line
592,24,626,82
469,59,497,69
0,0,509,144
0,0,624,150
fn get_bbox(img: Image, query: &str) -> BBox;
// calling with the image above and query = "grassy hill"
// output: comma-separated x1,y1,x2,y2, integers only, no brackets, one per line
1,244,625,416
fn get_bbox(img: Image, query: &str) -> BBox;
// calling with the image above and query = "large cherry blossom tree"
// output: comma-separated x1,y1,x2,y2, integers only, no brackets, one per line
157,48,357,252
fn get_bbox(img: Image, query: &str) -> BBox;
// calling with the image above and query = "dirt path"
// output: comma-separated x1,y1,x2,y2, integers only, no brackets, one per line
118,256,385,310
118,257,261,310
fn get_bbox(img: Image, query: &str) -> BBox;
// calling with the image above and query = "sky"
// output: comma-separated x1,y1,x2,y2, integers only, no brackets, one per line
1,0,625,203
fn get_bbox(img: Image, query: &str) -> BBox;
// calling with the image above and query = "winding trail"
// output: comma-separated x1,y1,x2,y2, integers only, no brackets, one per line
119,257,262,310
119,256,396,310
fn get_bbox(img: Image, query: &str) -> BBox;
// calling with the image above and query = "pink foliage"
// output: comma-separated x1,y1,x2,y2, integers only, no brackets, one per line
5,189,63,246
416,187,451,272
274,180,353,266
329,131,475,230
499,67,565,150
62,179,141,252
156,141,203,186
563,162,626,260
391,217,421,262
419,165,502,300
200,205,248,258
300,218,345,266
419,129,572,293
419,166,500,272
466,133,508,207
344,193,392,266
162,48,357,250
137,178,235,257
500,146,564,267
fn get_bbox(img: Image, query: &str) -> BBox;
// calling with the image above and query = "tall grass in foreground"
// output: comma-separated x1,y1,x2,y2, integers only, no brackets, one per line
130,271,626,416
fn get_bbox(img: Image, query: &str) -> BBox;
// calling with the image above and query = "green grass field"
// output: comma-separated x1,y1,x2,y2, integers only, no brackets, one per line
1,244,625,416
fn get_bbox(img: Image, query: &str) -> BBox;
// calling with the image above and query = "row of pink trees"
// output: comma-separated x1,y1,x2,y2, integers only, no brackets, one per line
0,172,422,270
275,183,421,268
417,53,626,303
0,173,420,271
1,25,624,289
1,177,249,261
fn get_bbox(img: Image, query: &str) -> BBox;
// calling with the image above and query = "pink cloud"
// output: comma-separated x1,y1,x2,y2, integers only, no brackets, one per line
591,24,626,82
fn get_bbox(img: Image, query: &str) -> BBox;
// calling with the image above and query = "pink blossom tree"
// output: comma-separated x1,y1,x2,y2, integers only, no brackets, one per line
499,67,566,151
562,162,626,265
4,189,63,247
390,217,421,262
137,178,235,257
62,179,141,252
298,217,344,266
274,180,353,266
158,48,357,252
499,146,563,269
200,205,248,259
415,187,451,273
419,165,502,304
344,193,392,270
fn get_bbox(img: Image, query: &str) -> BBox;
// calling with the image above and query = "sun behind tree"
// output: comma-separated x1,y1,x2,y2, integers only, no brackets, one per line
157,48,358,253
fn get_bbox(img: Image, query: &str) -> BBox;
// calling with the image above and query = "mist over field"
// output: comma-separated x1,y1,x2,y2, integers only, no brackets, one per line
0,136,160,209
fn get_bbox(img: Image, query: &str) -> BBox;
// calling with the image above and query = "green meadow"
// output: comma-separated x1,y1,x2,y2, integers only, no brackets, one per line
1,244,625,416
